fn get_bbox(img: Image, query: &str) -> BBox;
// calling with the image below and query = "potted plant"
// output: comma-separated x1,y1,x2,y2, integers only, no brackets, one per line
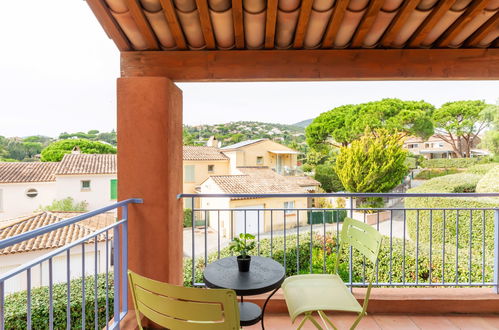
229,233,256,272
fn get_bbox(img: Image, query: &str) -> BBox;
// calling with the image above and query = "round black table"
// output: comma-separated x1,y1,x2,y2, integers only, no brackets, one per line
203,256,285,328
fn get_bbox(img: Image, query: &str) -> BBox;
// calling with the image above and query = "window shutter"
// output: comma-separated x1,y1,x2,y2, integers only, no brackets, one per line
110,179,118,200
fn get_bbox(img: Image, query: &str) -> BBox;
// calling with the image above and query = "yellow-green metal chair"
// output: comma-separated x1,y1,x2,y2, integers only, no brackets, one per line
128,270,240,329
282,217,382,330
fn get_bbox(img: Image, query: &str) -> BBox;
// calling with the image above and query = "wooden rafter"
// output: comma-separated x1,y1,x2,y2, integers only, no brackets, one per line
121,49,499,81
406,0,455,48
322,0,350,48
158,0,187,49
293,0,315,48
379,0,420,47
195,0,216,49
127,0,160,49
464,11,499,47
232,0,245,49
264,0,279,49
350,0,385,48
85,0,131,51
435,0,490,48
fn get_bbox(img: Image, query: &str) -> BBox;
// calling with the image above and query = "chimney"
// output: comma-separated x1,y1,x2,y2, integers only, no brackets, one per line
71,146,81,154
207,136,219,148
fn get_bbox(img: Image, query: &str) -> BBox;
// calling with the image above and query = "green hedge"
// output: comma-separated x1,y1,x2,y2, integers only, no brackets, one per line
406,173,499,250
5,273,113,329
421,158,486,169
184,232,494,287
414,168,462,180
466,163,499,175
307,210,347,224
476,166,499,193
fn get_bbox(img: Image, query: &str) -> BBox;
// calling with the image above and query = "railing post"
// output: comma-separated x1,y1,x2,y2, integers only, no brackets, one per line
121,205,129,315
113,223,120,329
494,209,499,294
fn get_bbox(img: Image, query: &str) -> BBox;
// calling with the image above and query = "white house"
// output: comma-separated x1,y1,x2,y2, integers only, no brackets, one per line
0,211,114,294
0,153,117,221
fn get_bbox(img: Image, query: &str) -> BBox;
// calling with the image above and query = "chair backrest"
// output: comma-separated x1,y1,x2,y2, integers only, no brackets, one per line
335,217,382,273
128,270,240,330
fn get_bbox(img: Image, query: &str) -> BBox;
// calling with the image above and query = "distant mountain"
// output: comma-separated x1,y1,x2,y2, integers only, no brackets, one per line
292,119,313,128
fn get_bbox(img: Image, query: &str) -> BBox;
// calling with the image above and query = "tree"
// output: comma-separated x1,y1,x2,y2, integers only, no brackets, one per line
40,197,88,212
480,103,499,156
306,99,434,150
433,100,492,158
334,128,408,193
314,164,344,192
40,139,116,162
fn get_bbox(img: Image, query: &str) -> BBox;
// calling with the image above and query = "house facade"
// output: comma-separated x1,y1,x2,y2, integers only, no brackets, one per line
0,153,117,221
0,211,114,294
404,135,486,159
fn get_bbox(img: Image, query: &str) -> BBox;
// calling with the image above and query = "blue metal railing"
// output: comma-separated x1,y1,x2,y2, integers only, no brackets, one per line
178,193,499,293
0,198,142,330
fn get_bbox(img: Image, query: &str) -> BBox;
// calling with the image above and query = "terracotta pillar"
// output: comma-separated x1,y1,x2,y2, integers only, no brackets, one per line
117,77,183,286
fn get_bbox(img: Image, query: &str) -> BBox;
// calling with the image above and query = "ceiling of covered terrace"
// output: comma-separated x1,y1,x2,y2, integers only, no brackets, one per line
89,0,499,52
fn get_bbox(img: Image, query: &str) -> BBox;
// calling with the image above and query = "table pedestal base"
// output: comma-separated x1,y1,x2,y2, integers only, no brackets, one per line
239,302,261,326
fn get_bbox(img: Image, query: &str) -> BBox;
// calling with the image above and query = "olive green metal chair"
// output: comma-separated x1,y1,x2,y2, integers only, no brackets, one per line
282,217,382,330
128,270,240,329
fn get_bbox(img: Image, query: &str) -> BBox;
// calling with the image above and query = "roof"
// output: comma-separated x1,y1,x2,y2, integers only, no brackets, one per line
56,153,117,175
183,146,229,160
0,212,115,255
89,0,498,51
221,139,266,150
0,162,59,183
206,167,319,196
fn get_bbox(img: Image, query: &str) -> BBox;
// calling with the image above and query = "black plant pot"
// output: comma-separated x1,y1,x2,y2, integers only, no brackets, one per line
237,255,251,272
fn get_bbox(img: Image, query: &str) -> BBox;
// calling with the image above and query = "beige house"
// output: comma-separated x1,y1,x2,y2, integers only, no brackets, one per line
404,135,485,159
221,139,299,175
199,167,320,238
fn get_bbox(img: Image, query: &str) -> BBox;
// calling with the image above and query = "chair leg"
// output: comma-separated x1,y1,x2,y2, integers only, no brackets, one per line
297,312,324,330
318,310,338,330
349,311,366,330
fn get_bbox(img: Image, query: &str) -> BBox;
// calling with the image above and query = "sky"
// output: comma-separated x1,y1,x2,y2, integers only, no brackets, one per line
1,0,498,138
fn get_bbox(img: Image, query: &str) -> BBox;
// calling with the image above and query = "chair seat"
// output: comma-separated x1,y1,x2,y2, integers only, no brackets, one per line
282,274,362,322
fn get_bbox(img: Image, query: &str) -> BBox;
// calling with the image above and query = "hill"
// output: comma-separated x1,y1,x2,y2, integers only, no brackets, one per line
292,119,313,128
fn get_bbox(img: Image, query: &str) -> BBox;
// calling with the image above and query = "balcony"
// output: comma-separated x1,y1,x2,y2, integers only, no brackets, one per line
1,193,498,329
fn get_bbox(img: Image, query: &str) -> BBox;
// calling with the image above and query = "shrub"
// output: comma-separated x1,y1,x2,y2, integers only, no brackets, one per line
307,210,347,224
40,197,88,212
5,273,113,329
40,139,116,162
406,173,498,250
184,232,494,288
414,168,462,180
314,164,344,192
466,163,498,175
421,158,485,169
404,156,417,169
476,166,499,192
183,208,193,227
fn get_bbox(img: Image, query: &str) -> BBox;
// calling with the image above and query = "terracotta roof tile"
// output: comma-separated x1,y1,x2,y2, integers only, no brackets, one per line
0,212,115,255
98,0,498,50
56,154,117,175
183,146,228,160
0,162,59,183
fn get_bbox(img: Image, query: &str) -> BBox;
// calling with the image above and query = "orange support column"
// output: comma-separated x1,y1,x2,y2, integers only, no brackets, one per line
117,77,183,286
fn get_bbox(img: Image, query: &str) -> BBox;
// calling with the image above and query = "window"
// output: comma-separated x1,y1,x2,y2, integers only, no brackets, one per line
438,143,444,148
81,180,91,191
26,188,38,198
185,165,195,183
256,156,264,165
208,164,215,173
284,201,295,215
110,179,118,200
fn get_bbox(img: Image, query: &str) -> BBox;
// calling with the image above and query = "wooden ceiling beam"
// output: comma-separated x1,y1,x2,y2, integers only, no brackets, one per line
121,49,499,81
407,0,455,48
322,0,350,48
293,0,315,48
379,0,420,47
264,0,279,49
158,0,187,49
195,0,216,49
350,0,385,48
232,0,245,49
85,0,131,51
464,11,499,47
435,0,490,48
127,0,160,49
